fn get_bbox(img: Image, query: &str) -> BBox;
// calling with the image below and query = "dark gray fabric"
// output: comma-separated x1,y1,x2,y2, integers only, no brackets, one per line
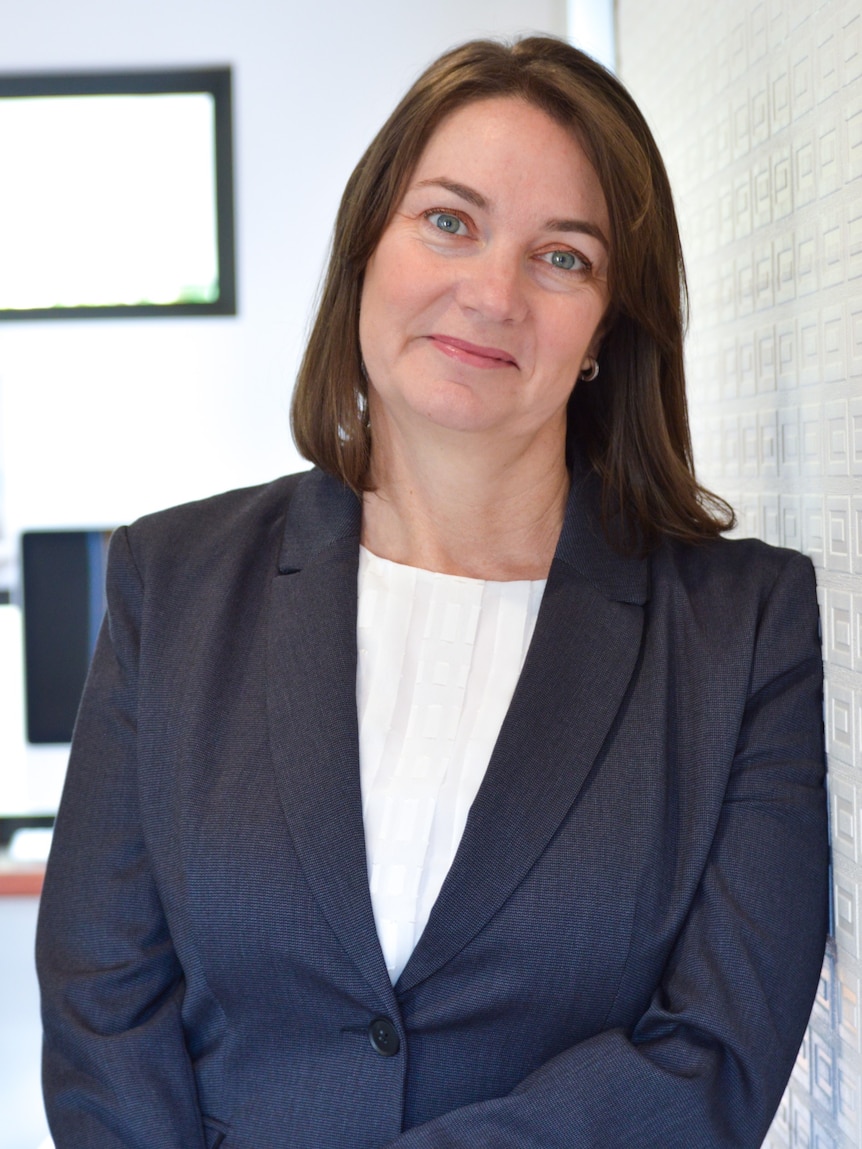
37,465,828,1149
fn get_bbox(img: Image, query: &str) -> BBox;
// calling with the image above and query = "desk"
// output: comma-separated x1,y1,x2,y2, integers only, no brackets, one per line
0,862,45,897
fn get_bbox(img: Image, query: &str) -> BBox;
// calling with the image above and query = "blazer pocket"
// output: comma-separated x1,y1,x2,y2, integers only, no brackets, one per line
203,1115,230,1149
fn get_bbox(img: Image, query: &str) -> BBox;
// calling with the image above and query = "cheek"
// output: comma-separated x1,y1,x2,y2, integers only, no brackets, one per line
539,326,595,382
547,299,607,365
358,258,393,363
361,258,404,343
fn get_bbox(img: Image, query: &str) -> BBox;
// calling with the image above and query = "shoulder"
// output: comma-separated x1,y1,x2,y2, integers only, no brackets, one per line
654,533,816,607
100,470,320,661
648,535,820,676
119,470,310,585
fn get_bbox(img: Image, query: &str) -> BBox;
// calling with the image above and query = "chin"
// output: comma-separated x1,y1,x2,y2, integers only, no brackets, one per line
415,394,509,435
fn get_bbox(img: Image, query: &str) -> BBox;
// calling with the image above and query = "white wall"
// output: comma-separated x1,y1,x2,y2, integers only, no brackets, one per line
618,0,861,1144
566,0,615,71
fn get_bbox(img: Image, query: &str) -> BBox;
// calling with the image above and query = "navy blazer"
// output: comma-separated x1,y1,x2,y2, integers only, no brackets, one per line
37,461,829,1149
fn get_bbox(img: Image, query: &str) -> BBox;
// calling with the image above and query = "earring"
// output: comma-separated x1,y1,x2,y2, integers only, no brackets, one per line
579,357,599,382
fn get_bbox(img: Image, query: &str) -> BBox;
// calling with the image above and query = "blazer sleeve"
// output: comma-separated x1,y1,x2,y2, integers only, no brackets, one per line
36,526,207,1149
385,551,829,1149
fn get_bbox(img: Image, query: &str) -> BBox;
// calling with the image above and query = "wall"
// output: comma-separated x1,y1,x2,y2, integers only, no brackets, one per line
618,0,861,1144
566,0,615,72
0,0,565,813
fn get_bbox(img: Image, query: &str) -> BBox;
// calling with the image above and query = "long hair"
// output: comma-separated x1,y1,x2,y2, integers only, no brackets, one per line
291,36,734,552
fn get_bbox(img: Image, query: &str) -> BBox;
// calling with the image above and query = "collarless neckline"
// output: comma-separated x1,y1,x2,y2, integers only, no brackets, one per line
358,544,548,586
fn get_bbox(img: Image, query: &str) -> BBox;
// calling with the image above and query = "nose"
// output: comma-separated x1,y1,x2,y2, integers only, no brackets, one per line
454,245,528,324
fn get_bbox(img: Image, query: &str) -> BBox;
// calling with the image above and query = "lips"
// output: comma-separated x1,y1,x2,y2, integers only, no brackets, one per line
428,334,518,370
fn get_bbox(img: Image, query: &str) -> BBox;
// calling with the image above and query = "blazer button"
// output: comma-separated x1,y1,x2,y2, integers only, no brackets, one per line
368,1016,400,1057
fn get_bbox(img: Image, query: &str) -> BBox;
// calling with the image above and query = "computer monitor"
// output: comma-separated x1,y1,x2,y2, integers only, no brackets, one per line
21,529,112,744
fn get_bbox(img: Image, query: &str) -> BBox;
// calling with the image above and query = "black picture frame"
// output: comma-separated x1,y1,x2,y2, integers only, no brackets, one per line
0,66,236,320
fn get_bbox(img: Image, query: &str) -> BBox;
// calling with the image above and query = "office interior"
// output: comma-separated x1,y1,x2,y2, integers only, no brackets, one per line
0,0,858,1146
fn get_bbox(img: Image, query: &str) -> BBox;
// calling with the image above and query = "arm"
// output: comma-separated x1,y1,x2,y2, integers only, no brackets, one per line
36,527,206,1149
387,552,829,1149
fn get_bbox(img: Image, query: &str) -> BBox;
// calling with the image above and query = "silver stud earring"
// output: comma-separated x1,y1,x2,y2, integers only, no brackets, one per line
579,357,599,382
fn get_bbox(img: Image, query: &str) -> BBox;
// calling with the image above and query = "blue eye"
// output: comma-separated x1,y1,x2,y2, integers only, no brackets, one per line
547,250,583,271
428,211,464,234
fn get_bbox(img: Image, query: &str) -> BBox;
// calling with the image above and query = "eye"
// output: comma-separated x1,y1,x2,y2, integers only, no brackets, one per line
541,249,589,272
426,210,468,236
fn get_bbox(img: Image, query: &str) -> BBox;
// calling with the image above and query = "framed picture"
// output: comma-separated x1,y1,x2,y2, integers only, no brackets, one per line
0,66,236,319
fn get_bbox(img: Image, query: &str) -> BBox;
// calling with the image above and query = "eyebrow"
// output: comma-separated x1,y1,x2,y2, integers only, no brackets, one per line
414,177,488,208
544,218,609,250
412,177,609,251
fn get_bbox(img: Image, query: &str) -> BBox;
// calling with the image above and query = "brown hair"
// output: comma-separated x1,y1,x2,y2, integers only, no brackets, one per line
291,36,734,552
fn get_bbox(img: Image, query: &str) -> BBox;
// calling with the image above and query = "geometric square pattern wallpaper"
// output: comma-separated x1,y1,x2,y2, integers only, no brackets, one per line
618,0,861,1143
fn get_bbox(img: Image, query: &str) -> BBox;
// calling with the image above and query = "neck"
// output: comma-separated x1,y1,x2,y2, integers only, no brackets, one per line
361,417,570,581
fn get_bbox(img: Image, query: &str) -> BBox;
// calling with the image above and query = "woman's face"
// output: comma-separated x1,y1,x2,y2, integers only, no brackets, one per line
359,96,611,451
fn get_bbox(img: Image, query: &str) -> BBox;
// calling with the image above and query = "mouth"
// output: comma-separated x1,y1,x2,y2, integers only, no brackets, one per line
428,335,518,370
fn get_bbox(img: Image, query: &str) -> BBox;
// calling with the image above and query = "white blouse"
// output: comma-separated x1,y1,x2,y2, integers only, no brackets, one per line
356,545,546,983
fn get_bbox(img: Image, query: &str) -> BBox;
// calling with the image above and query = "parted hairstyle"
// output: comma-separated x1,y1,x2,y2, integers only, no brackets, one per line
291,36,733,553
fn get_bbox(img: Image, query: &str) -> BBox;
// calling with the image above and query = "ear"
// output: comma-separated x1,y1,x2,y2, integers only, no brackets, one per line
579,334,603,378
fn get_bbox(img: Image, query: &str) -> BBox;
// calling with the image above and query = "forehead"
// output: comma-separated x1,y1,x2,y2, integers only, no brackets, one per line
422,95,578,151
407,96,608,227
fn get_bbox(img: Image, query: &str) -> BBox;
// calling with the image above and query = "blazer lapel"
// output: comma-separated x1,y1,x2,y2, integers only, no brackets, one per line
266,465,649,1002
397,462,649,994
265,470,396,1009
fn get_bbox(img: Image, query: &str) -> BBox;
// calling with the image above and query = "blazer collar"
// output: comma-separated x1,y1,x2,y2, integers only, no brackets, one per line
277,469,362,573
277,459,649,607
268,504,396,1011
268,462,649,999
554,450,649,606
396,457,649,991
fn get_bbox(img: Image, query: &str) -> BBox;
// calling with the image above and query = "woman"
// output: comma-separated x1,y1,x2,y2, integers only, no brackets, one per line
37,36,828,1149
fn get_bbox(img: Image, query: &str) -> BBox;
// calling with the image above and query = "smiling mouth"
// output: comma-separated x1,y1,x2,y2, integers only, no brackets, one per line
428,335,518,370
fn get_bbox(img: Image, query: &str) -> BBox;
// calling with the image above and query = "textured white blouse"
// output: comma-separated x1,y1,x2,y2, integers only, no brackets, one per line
356,545,546,984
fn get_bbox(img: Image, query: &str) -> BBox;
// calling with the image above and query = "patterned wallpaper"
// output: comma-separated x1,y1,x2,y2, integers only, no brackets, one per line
618,0,862,1144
